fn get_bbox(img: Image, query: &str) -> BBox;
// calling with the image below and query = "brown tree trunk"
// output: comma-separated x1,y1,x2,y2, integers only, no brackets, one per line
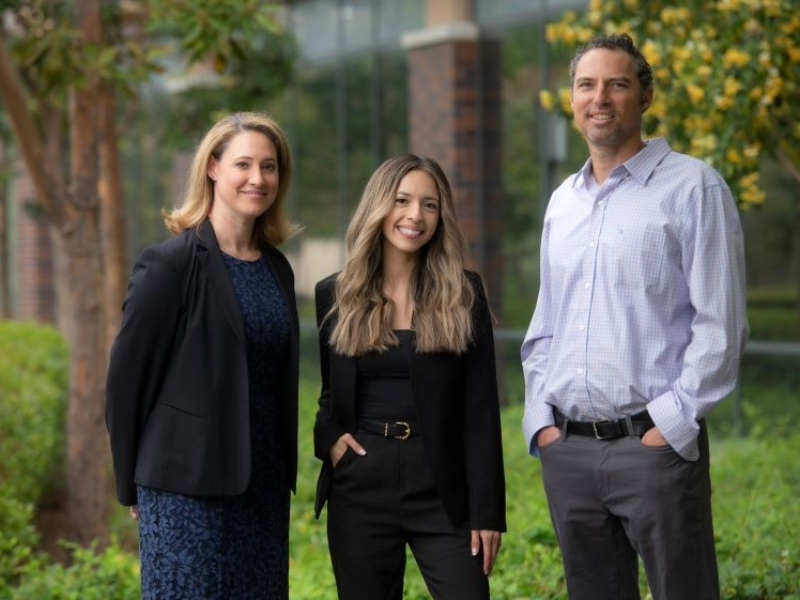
59,228,111,545
98,83,128,346
61,0,110,545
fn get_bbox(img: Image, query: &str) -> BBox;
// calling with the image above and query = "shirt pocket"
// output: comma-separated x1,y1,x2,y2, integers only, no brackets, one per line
601,222,667,292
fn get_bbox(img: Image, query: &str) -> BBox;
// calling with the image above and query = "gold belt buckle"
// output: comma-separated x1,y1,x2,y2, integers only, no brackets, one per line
393,421,411,440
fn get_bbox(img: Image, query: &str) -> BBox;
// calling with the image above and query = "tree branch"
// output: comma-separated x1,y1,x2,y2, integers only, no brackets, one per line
0,28,65,228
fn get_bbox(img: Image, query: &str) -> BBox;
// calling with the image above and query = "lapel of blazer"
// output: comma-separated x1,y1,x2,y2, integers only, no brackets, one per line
196,220,247,345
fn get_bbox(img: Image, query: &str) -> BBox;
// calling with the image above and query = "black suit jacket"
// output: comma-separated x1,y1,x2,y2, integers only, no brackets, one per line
106,220,299,506
313,271,506,531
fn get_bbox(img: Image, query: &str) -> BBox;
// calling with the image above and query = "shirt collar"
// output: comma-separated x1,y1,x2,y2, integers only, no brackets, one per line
572,137,673,189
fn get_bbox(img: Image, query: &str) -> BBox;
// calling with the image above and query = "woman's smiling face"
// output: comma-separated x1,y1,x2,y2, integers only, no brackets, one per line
381,169,440,260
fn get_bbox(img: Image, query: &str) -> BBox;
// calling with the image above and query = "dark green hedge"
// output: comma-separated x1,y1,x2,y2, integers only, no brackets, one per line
0,321,68,593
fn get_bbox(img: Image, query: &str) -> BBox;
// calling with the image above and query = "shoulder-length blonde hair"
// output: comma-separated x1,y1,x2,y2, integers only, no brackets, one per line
163,111,298,246
329,153,474,356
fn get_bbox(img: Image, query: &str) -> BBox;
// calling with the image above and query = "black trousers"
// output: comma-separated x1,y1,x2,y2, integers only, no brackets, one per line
326,431,490,600
540,421,719,600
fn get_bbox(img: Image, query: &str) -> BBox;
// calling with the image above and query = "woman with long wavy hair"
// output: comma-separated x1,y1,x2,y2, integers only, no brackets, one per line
313,153,506,600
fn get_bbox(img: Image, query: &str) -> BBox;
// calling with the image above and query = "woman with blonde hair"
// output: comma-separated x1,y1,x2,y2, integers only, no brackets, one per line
313,153,506,600
107,111,299,600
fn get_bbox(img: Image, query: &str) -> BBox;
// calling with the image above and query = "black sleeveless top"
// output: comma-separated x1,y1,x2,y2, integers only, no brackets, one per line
355,330,417,421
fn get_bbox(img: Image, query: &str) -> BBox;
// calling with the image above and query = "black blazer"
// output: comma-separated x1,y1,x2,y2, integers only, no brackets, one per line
313,271,506,531
106,220,299,507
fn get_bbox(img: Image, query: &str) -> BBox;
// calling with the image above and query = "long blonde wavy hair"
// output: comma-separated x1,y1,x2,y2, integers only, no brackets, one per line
163,111,298,246
328,154,475,356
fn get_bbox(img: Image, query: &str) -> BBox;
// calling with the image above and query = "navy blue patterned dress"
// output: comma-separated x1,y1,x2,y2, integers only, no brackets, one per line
138,253,291,600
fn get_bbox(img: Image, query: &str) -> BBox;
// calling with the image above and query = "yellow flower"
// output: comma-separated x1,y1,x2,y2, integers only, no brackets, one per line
725,148,742,164
744,18,761,35
696,65,713,81
743,144,761,160
722,48,750,69
559,88,573,115
661,7,680,24
717,0,742,12
672,46,692,62
724,77,742,97
686,84,705,103
762,0,782,17
740,179,766,205
539,90,555,111
789,47,800,63
589,0,602,10
642,40,661,67
780,15,800,36
716,96,734,111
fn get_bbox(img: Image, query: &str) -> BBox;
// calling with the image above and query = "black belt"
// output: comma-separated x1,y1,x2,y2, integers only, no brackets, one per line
358,418,419,440
554,409,654,440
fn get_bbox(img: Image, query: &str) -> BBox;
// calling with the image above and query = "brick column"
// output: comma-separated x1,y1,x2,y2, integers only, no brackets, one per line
404,23,504,314
11,160,56,324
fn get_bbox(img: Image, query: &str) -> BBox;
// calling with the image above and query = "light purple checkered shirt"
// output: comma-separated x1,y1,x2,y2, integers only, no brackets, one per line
521,138,749,460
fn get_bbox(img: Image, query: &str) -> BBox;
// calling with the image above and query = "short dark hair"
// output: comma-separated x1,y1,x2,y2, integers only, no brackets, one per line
569,33,653,93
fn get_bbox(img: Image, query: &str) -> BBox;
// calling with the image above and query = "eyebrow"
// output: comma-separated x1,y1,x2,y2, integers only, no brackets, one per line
232,155,276,162
397,190,438,200
575,75,634,84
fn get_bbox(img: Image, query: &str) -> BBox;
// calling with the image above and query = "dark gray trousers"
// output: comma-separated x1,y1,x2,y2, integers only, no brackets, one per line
326,432,490,600
540,422,719,600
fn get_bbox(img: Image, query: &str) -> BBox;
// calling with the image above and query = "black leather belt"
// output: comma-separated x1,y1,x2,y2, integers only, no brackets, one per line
554,409,654,440
358,418,418,440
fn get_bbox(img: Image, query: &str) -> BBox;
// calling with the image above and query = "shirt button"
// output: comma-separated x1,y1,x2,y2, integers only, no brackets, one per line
579,325,586,331
597,200,605,206
584,282,590,289
576,368,584,375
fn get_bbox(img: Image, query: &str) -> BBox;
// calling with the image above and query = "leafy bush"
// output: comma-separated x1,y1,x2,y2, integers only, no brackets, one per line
0,498,40,598
0,321,68,593
10,539,139,600
0,321,68,505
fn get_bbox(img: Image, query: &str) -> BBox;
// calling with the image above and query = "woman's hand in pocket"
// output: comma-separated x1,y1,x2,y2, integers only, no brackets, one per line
330,433,366,466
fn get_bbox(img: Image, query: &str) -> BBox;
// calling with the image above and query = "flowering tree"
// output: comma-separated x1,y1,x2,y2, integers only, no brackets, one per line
539,0,800,209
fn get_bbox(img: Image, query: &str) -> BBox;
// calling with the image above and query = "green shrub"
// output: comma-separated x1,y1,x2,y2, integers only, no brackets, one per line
11,539,139,600
0,321,68,505
0,498,40,597
0,321,69,594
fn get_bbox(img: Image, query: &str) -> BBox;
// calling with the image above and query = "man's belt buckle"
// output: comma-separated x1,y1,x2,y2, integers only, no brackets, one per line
592,420,615,440
388,421,411,440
